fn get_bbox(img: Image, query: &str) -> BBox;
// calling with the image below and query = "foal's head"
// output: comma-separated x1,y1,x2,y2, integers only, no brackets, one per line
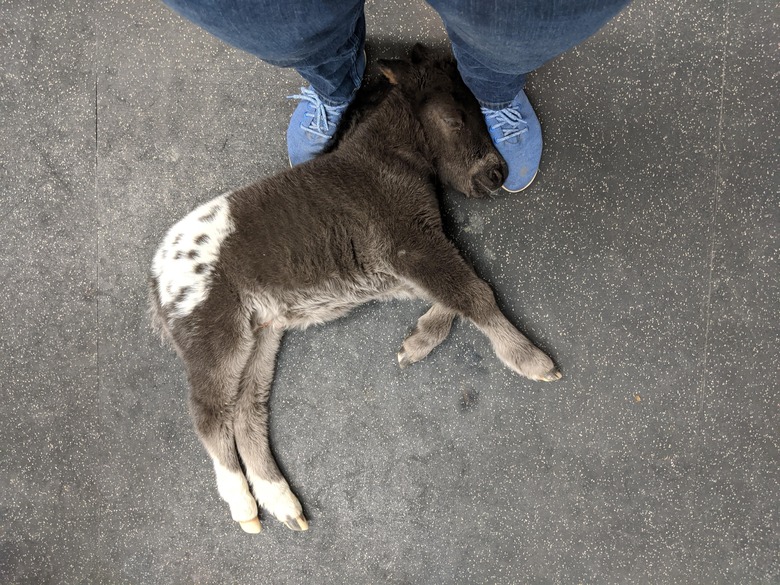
379,44,508,198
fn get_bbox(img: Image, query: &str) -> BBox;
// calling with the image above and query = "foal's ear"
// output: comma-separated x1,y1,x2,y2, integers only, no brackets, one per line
378,59,413,85
410,43,434,64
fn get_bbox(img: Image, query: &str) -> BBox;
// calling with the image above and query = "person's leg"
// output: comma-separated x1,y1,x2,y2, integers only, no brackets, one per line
428,0,631,191
163,0,366,163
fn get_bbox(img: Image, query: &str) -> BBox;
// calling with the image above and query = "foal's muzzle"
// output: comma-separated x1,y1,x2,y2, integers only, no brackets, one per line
469,153,508,197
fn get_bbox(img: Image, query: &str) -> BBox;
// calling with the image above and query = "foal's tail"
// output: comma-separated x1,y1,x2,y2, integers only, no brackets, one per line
147,274,177,351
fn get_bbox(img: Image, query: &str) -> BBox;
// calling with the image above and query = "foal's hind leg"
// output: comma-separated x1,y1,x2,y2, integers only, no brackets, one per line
234,326,308,531
179,308,261,532
398,303,456,368
194,409,260,533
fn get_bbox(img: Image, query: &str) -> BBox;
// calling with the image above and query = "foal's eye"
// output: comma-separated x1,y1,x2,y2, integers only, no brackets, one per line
441,115,464,131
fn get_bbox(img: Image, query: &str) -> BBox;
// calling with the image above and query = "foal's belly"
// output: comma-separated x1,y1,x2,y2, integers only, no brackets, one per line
250,275,419,331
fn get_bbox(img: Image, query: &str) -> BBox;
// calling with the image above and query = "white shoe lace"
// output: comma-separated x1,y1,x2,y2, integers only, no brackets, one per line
481,106,529,143
287,87,347,139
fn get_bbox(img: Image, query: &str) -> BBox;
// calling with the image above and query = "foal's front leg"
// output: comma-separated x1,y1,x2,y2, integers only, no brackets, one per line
392,233,561,381
398,303,456,368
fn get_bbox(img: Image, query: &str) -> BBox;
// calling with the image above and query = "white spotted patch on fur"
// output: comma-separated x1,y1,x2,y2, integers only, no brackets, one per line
152,193,234,319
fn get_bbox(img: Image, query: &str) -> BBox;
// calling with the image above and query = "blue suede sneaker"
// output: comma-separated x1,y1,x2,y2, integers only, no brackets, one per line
481,90,542,192
286,87,351,166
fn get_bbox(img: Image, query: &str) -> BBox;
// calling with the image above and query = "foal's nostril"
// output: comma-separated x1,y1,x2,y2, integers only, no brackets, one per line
471,157,508,196
489,168,504,190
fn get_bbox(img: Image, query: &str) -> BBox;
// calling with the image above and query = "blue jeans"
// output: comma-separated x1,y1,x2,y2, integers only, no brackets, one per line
163,0,630,108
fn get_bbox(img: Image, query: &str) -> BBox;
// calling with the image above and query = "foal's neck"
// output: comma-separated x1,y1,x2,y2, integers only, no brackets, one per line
340,90,433,172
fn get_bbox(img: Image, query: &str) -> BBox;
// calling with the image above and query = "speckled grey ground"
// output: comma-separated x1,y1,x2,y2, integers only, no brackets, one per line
2,0,778,583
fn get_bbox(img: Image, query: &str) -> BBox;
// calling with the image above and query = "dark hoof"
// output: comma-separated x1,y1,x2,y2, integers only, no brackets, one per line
283,514,309,531
540,367,562,382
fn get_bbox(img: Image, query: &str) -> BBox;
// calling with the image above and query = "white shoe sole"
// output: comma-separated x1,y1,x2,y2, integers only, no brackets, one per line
501,169,538,194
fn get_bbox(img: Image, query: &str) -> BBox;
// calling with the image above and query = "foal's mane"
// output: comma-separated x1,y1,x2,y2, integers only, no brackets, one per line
322,74,395,155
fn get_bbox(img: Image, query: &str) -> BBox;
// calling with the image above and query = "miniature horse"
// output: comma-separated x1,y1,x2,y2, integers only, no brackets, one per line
150,45,560,533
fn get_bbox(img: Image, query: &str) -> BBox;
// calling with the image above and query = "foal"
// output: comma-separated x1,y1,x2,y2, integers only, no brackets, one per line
150,45,561,533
